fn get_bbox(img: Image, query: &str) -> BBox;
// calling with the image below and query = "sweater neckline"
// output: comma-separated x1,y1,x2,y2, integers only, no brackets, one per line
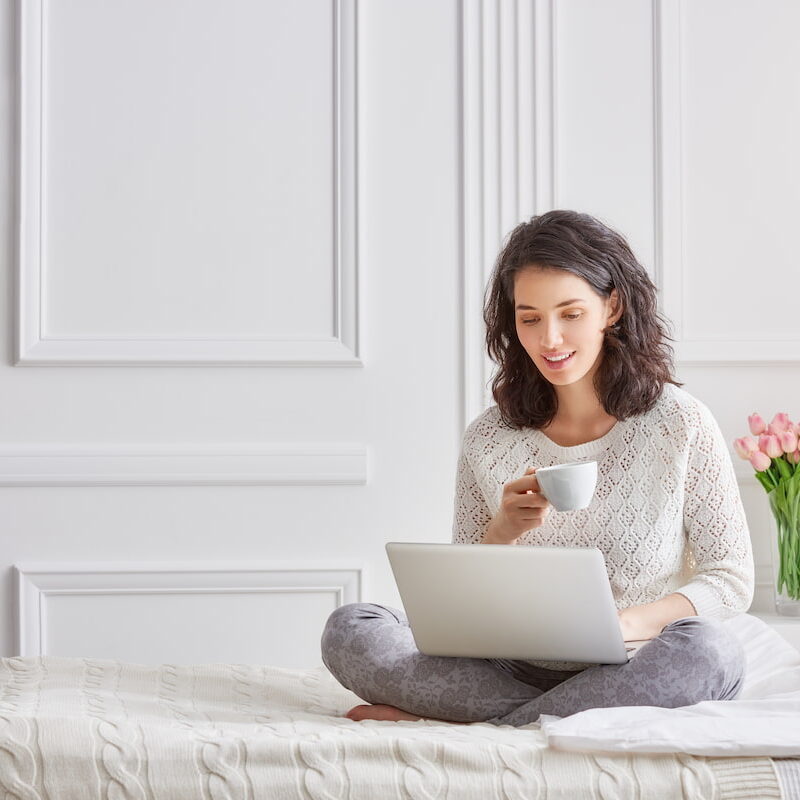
533,417,629,460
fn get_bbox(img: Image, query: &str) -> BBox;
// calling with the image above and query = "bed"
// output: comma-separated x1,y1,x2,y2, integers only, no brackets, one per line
1,613,798,799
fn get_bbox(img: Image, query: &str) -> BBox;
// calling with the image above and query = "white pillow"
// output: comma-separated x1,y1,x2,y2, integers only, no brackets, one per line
539,613,800,757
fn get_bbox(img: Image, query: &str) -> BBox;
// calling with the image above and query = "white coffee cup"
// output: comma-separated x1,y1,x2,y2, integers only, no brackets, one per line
534,460,598,512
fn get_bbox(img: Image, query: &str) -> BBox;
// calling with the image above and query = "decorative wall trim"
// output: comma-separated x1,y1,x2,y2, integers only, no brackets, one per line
0,442,368,486
16,0,363,366
654,0,800,365
14,561,362,657
460,0,556,431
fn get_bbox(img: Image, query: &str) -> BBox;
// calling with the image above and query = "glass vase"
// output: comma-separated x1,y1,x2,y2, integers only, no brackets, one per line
768,486,800,616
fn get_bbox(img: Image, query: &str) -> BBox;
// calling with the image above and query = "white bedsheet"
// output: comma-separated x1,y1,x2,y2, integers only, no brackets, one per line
539,612,800,757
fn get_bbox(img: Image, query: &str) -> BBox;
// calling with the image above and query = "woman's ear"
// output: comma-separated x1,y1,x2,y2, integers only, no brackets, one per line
608,289,623,325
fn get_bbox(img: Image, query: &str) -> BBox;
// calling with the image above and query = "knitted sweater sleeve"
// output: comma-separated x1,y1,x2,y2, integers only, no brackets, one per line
451,436,493,545
673,400,755,619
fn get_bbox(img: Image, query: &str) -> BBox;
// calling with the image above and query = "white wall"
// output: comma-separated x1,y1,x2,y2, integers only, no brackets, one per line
0,0,797,667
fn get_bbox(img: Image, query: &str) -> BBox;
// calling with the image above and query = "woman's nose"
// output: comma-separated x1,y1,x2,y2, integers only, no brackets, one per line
540,319,564,347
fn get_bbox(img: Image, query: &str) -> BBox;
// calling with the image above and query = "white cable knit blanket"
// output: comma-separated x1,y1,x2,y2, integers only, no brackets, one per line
0,650,784,799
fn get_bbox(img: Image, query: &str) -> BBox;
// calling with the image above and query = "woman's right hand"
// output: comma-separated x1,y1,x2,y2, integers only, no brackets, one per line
483,466,553,544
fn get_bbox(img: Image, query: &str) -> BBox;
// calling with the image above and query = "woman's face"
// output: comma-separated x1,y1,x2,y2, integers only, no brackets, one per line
513,267,620,387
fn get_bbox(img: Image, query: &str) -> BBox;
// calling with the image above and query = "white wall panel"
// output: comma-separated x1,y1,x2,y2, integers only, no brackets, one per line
18,0,361,364
658,0,800,363
461,0,548,426
15,562,361,667
681,0,800,345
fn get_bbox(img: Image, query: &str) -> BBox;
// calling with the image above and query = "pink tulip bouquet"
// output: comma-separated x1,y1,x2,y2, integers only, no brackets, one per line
734,412,800,606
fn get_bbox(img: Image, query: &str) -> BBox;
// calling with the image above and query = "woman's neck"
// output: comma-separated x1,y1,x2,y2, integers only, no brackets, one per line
551,383,612,428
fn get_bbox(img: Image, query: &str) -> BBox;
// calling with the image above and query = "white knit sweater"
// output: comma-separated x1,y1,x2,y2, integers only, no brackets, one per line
451,382,755,671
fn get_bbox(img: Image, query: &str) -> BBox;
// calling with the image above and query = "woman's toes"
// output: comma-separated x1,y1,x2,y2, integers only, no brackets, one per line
345,703,423,722
345,704,367,720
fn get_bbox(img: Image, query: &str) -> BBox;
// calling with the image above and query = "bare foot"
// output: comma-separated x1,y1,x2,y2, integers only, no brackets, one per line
344,703,470,724
345,703,423,722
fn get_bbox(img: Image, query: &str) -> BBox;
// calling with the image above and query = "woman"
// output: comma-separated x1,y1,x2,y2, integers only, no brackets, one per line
321,209,754,726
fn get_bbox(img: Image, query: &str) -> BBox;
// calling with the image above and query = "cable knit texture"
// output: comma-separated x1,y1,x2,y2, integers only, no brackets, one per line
0,655,782,799
451,383,755,671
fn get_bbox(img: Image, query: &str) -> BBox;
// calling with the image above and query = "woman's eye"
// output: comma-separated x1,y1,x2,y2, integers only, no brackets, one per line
521,314,581,325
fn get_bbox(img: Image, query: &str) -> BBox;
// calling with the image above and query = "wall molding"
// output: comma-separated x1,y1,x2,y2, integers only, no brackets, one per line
0,442,368,486
460,0,556,432
14,561,362,657
654,0,800,365
16,0,363,366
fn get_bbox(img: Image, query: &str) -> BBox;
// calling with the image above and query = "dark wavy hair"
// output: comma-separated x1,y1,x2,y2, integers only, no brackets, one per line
484,209,683,430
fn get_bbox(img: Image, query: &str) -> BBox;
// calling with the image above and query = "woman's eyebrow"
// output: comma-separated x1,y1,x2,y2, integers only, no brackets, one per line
515,298,586,310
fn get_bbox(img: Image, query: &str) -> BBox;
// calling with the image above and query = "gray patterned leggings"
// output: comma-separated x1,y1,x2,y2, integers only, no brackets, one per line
320,602,746,726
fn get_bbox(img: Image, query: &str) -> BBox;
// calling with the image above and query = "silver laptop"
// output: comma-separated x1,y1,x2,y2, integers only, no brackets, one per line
385,542,649,665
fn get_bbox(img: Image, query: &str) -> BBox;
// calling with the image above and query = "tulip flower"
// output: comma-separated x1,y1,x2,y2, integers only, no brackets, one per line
748,413,767,436
789,449,800,466
733,437,759,459
749,450,772,471
768,413,793,436
779,430,799,455
759,434,783,459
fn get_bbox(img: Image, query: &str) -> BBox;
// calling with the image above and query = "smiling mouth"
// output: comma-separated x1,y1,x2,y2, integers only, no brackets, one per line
543,351,575,363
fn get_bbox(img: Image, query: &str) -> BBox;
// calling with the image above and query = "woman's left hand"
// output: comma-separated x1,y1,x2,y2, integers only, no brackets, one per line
617,606,660,642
